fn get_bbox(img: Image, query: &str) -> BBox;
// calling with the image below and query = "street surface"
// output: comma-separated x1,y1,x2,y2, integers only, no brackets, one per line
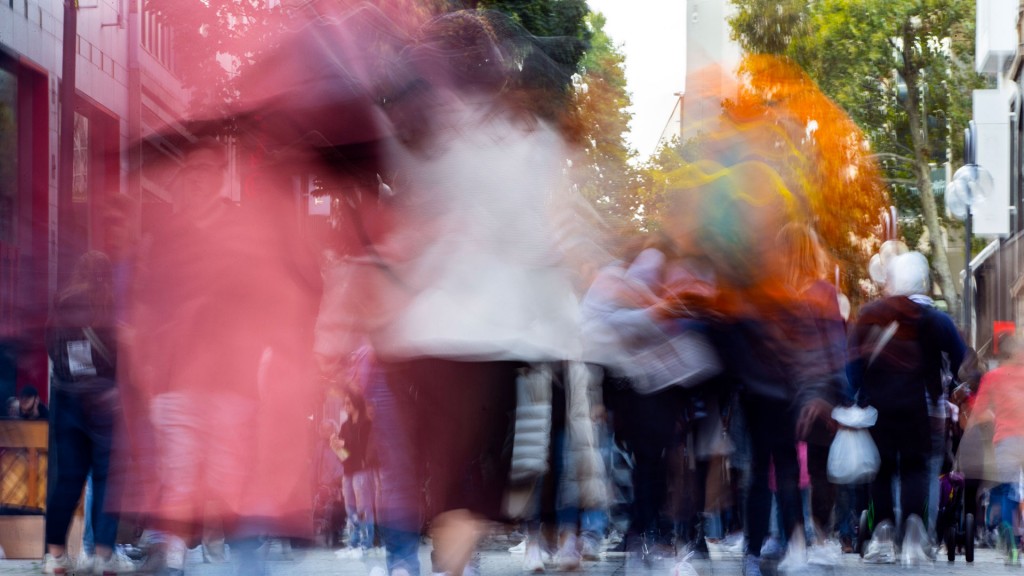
0,540,1017,575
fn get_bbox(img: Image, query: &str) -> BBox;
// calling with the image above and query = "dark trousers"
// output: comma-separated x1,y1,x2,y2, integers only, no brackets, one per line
744,397,801,556
45,382,119,549
383,358,518,523
604,381,683,544
870,407,931,528
806,420,836,534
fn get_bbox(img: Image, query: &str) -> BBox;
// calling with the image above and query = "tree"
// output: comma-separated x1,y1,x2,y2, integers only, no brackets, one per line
467,2,640,225
568,12,639,223
729,0,985,317
638,56,888,306
144,0,286,115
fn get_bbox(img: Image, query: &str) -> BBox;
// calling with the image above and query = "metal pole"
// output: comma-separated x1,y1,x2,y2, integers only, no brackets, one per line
58,0,78,286
964,206,972,345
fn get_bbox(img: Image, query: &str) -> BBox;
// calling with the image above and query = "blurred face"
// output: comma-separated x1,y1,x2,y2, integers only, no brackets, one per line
19,395,37,414
175,147,228,217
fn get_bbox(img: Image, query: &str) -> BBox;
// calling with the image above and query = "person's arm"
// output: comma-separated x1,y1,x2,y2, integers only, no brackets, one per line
846,317,868,405
937,312,967,392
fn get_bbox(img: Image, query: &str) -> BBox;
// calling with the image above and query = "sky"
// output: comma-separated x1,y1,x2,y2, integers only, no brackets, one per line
585,0,687,160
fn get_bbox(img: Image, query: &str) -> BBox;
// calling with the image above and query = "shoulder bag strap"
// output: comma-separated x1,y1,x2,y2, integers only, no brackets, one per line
82,327,113,365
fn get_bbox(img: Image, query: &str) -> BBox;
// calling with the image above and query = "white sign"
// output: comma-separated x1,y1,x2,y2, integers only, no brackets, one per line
972,89,1011,237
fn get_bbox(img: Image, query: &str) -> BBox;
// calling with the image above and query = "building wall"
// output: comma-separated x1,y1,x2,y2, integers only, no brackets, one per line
969,0,1024,356
682,0,741,141
0,0,188,398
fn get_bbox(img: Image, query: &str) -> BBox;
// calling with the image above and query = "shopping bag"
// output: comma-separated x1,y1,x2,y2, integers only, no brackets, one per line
827,405,880,484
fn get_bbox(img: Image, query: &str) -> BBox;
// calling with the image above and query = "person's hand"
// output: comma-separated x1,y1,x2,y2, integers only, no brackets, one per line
797,398,835,439
319,420,337,440
951,383,972,405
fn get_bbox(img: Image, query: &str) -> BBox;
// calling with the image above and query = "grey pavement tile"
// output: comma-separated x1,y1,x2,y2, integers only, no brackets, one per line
0,546,1016,575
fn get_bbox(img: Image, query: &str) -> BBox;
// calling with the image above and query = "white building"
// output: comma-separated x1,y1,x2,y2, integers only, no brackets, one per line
656,0,742,151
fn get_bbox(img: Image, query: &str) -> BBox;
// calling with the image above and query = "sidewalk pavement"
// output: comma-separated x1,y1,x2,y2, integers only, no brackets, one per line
0,542,1014,575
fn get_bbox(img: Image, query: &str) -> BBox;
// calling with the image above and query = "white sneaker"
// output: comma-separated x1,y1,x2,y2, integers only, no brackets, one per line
43,553,72,575
165,535,188,572
671,556,699,576
742,554,762,576
759,536,784,560
580,536,602,561
369,567,387,576
76,554,95,573
508,540,527,554
721,532,746,555
92,550,138,575
899,514,933,566
862,521,896,564
553,534,581,571
335,547,364,560
523,541,546,573
777,529,808,573
807,540,842,566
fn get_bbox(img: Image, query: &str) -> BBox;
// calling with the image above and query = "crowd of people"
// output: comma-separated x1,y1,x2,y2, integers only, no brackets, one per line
7,3,1021,576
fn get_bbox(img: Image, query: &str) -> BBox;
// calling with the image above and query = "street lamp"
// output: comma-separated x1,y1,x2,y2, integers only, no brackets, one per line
946,163,994,338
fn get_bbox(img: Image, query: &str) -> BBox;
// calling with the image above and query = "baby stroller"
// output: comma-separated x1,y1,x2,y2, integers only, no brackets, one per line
937,471,974,562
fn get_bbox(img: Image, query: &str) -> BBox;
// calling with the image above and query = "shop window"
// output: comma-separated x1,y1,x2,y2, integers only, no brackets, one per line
72,112,88,204
0,67,16,245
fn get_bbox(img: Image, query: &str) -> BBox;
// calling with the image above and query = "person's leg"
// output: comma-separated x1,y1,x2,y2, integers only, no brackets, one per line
85,385,120,559
689,458,711,555
742,400,774,557
580,509,606,544
806,439,834,537
149,392,205,572
992,439,1024,533
353,470,376,551
834,484,856,549
770,434,802,547
342,475,360,548
622,388,679,547
926,415,946,536
45,390,91,558
425,361,517,576
897,411,933,528
869,417,898,526
374,364,423,576
82,473,95,557
898,452,930,526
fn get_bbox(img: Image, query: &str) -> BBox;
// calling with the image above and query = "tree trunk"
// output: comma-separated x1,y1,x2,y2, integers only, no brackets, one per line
902,54,961,320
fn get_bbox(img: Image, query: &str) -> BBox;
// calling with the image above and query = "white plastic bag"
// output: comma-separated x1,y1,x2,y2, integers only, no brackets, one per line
827,406,880,484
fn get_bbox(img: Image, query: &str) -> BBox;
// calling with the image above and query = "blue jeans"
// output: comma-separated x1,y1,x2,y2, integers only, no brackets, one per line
83,473,95,555
45,382,119,549
350,470,377,550
342,475,358,545
551,427,608,541
366,367,421,576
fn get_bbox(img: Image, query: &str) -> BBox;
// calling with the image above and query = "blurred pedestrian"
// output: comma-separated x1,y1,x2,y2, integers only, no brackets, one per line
778,223,849,565
43,251,135,575
966,334,1024,560
849,251,966,564
332,392,379,559
9,385,48,420
121,138,321,576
